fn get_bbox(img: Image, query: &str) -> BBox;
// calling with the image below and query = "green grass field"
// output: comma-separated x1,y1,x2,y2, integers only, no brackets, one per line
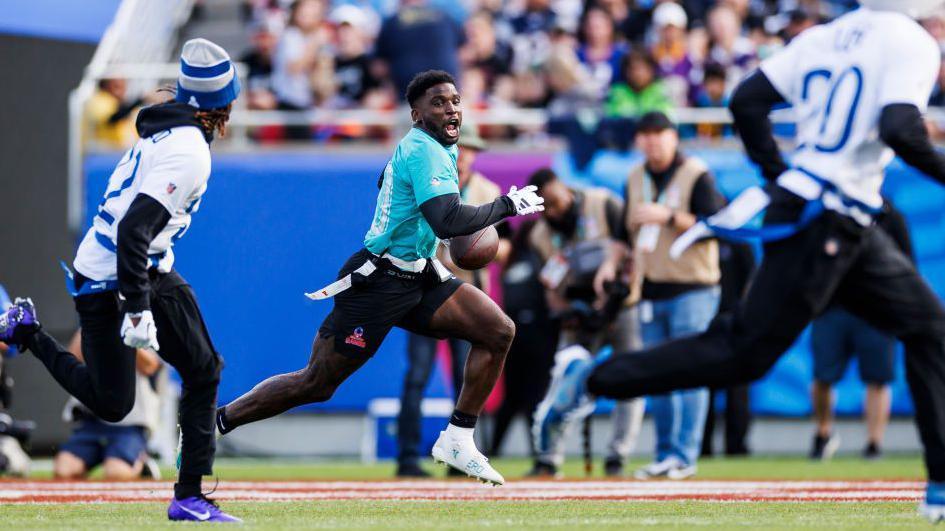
0,456,933,529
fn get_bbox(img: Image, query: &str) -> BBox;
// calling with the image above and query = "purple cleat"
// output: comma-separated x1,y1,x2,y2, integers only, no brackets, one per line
168,495,242,523
0,298,40,347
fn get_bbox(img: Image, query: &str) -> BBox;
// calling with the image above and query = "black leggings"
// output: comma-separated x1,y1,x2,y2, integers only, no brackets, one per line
28,270,222,478
589,197,945,481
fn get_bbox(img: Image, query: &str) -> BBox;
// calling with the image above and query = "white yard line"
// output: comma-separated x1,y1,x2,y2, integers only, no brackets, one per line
0,480,924,504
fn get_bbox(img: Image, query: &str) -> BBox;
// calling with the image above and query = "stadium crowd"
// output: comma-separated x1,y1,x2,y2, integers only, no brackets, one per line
223,0,869,140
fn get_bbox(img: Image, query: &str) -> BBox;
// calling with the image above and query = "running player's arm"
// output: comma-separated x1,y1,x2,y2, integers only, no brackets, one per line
879,106,945,185
410,147,514,239
877,26,945,185
419,193,515,239
116,196,171,313
728,71,789,182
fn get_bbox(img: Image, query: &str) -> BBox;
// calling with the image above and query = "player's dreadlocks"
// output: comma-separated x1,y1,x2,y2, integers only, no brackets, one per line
195,104,232,138
157,85,232,137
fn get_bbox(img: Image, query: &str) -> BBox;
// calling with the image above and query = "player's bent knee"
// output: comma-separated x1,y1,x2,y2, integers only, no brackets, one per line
486,315,515,354
53,453,86,479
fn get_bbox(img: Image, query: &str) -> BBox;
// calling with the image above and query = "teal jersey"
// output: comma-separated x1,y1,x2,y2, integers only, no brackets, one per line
364,127,460,261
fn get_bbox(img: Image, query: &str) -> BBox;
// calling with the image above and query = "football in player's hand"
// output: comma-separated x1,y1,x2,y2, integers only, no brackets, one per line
449,226,499,270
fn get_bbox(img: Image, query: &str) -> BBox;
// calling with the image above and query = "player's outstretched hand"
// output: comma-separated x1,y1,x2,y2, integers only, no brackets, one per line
121,311,160,351
507,185,545,216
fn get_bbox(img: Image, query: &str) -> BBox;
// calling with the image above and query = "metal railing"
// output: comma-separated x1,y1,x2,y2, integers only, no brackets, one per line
67,0,195,231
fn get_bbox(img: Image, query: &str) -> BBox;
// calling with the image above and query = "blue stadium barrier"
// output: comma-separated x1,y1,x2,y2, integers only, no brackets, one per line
84,148,942,417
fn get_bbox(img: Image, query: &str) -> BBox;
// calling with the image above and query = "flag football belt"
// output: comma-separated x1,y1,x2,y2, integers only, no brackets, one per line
669,168,881,260
60,261,118,297
304,252,452,301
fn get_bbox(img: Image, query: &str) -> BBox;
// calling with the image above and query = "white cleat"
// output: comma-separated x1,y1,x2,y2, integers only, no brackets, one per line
431,430,505,486
920,503,945,524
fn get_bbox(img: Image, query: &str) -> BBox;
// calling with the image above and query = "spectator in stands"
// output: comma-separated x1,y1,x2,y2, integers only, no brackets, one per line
460,11,515,101
692,62,729,137
605,49,673,118
705,4,757,94
507,0,559,74
545,42,599,116
395,122,509,478
328,5,387,109
650,1,693,107
272,0,331,109
577,6,628,99
54,331,162,480
600,111,725,480
83,78,143,149
241,19,280,111
810,199,913,461
272,0,331,138
375,0,465,99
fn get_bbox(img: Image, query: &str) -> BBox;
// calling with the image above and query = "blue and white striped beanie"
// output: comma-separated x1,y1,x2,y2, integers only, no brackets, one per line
175,38,240,109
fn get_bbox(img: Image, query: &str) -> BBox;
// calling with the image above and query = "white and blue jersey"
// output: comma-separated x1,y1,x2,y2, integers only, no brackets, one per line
761,7,939,210
73,125,211,283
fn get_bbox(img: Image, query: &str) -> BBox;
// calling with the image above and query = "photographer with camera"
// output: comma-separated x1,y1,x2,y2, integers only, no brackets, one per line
596,111,727,480
526,168,642,478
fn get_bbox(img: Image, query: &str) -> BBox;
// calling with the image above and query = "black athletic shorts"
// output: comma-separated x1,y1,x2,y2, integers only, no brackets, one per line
318,249,464,359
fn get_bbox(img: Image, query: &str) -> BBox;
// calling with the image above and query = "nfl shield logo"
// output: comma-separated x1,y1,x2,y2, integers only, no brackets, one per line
167,183,177,194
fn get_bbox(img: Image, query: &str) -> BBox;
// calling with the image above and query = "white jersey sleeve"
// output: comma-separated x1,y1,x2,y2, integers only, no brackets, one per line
876,26,940,111
760,26,827,104
137,136,211,215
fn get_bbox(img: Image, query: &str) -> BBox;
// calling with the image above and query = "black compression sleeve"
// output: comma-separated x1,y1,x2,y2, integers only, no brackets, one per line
419,193,515,239
729,70,789,181
117,194,172,313
879,104,945,186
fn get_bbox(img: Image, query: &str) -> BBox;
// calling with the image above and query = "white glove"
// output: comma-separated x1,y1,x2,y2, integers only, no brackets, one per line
506,185,545,216
121,311,160,351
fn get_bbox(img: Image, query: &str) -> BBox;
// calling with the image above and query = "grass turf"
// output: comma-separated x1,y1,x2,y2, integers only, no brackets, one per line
0,501,925,530
3,456,930,529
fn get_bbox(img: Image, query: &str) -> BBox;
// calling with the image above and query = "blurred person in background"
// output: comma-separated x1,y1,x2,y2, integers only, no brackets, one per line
240,18,280,111
577,6,628,99
489,219,560,457
54,331,162,480
595,111,725,480
810,199,914,461
706,4,757,94
329,5,388,109
527,168,644,478
460,11,516,102
650,1,693,107
375,0,465,100
507,0,559,74
395,122,510,478
83,78,144,149
605,49,673,118
544,42,600,116
693,63,730,138
272,0,331,138
700,240,756,458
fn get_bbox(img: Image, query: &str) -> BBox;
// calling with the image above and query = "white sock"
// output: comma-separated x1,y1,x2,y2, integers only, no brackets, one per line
445,423,475,440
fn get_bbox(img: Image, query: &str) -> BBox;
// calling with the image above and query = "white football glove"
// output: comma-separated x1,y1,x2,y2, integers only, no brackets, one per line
121,311,160,351
507,185,545,216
